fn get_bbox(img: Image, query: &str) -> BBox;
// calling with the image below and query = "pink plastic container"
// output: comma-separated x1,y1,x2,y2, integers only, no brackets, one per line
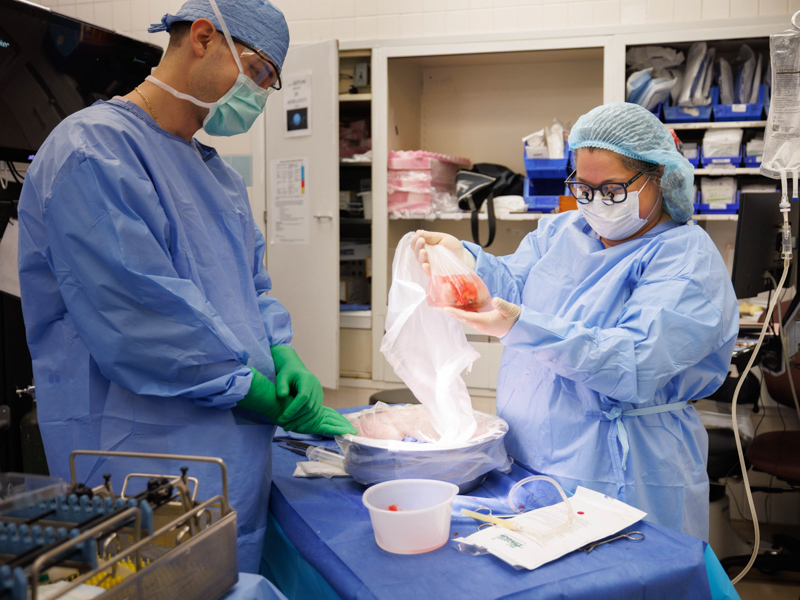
387,151,470,215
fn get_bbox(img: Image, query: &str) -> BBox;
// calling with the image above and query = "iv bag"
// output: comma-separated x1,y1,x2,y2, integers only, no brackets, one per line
761,17,800,179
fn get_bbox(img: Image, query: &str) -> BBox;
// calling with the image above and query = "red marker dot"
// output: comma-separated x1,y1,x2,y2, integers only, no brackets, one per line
577,511,584,515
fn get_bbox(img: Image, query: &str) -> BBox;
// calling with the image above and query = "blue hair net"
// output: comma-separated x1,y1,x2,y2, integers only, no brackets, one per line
568,102,695,223
149,0,290,71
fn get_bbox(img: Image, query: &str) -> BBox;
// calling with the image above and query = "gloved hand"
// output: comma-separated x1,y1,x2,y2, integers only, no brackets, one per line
412,230,476,276
271,344,323,421
442,297,521,338
238,368,357,436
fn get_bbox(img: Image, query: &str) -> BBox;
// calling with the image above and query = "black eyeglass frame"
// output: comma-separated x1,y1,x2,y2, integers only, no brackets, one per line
564,170,645,205
231,36,282,91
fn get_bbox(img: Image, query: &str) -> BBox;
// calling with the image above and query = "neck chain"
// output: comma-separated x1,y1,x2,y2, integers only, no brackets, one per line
134,86,161,127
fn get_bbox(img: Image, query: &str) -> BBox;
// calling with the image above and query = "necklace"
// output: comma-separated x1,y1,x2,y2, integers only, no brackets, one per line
134,86,161,127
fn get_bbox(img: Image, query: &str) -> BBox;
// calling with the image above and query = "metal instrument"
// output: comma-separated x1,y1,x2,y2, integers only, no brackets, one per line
580,530,645,553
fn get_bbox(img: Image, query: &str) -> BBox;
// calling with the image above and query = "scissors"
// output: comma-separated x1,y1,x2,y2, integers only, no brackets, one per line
580,531,645,553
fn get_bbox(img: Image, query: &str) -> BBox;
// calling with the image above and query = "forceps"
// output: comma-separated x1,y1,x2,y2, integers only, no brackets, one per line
580,531,645,553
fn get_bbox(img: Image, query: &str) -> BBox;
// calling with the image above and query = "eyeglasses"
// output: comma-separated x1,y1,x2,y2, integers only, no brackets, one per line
565,170,645,205
231,37,282,92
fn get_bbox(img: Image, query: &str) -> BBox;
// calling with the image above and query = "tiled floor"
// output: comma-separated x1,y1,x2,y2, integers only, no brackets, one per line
727,522,800,600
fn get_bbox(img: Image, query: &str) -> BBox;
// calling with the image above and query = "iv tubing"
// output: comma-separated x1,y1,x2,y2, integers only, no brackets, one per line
728,170,793,585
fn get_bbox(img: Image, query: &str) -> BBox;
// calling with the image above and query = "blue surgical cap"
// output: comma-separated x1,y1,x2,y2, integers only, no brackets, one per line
568,102,695,224
148,0,290,71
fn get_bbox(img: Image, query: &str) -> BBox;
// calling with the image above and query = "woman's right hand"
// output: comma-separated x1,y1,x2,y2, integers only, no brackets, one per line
412,230,470,276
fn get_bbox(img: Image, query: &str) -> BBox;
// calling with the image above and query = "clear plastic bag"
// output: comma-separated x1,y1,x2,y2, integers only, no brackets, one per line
425,244,491,312
379,233,481,443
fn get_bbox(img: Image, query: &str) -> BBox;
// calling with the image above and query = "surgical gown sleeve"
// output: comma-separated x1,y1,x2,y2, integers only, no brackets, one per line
41,156,252,408
465,234,735,406
252,225,293,347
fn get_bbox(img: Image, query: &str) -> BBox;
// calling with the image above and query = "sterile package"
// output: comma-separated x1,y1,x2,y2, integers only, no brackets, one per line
523,129,548,159
387,150,471,216
718,57,735,105
702,128,743,158
625,45,685,71
746,137,765,156
546,120,565,159
336,402,510,492
681,143,699,160
692,47,715,106
700,176,737,203
453,486,647,571
677,41,707,107
426,244,491,312
735,44,756,105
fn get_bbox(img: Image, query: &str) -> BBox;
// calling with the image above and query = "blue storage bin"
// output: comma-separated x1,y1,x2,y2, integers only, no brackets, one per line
683,152,700,168
523,143,570,179
699,145,742,168
663,97,712,123
742,152,762,167
523,177,565,212
697,190,740,214
711,85,766,122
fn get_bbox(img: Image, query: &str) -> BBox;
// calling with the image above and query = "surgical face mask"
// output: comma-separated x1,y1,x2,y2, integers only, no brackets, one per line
578,179,659,241
145,0,274,136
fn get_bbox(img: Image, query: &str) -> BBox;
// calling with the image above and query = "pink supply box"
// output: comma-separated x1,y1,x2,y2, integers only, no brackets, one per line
387,151,471,216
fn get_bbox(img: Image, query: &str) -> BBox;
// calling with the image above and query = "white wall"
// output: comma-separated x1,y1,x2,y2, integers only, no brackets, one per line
35,0,800,54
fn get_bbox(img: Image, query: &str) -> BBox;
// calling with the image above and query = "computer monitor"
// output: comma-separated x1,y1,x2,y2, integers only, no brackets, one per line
0,0,163,162
731,191,800,326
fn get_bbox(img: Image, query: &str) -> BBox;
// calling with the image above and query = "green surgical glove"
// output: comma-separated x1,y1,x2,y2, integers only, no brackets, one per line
270,345,324,420
238,368,357,437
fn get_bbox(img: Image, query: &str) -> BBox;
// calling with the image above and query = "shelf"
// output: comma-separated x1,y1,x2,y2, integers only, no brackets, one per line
340,160,372,166
390,211,547,221
339,93,372,102
667,120,767,130
694,167,761,175
694,214,738,221
340,310,371,329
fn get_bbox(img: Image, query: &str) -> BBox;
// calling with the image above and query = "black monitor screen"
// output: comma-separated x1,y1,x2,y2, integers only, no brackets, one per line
731,191,799,301
0,1,163,162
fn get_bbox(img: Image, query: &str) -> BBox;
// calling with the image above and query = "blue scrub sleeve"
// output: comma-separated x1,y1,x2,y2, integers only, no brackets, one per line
466,236,731,405
252,225,293,347
42,156,253,408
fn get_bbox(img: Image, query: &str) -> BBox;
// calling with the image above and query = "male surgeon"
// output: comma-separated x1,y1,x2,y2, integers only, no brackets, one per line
17,0,356,572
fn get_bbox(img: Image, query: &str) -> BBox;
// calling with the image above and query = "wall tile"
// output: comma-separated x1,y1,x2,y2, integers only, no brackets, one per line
593,0,621,25
311,0,336,20
759,0,789,14
355,0,379,17
647,0,673,22
332,17,356,41
446,10,471,34
470,0,494,7
673,0,702,21
354,16,378,39
729,0,759,17
288,20,314,44
112,0,132,31
75,3,94,22
279,0,312,21
518,4,543,29
335,0,356,18
311,18,335,42
400,13,424,37
541,3,568,28
469,8,494,32
422,12,448,36
93,1,113,28
376,14,400,38
493,0,519,6
702,0,730,19
493,6,518,31
620,0,646,23
568,2,594,27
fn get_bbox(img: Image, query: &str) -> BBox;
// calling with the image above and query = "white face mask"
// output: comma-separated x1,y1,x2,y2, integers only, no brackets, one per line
578,179,660,241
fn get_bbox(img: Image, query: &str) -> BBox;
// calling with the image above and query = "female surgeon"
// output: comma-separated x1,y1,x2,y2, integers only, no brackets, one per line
413,102,739,541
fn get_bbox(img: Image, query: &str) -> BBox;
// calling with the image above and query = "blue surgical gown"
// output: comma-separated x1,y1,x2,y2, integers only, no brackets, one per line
466,211,738,540
17,98,291,573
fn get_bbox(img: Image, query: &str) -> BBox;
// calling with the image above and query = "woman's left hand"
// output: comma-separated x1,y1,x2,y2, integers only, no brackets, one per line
442,297,521,338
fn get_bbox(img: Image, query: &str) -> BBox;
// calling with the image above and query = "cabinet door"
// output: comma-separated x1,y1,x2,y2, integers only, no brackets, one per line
265,40,340,389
